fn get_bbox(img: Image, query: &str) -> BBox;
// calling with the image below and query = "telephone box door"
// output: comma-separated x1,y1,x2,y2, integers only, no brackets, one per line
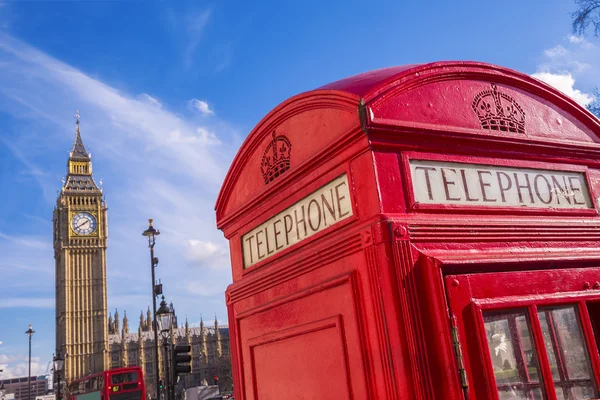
446,267,600,400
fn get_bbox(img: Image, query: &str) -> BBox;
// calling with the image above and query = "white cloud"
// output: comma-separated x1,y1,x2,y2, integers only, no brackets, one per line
137,93,161,108
1,360,45,379
189,98,214,116
568,35,585,44
0,32,238,361
544,45,568,58
532,71,594,107
196,127,220,144
533,35,598,107
166,127,220,145
185,281,226,296
185,240,229,269
0,353,49,380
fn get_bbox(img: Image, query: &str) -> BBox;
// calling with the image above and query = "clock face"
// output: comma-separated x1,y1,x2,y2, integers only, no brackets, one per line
71,212,97,235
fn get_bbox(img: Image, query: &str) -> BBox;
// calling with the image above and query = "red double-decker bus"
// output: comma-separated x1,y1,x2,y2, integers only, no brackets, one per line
68,367,146,400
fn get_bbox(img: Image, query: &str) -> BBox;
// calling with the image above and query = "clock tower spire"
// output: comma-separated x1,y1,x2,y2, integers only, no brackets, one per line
54,111,109,384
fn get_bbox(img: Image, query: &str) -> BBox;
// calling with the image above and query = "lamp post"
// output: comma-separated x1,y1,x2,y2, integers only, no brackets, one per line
156,297,173,400
142,219,161,400
53,351,65,400
25,324,34,400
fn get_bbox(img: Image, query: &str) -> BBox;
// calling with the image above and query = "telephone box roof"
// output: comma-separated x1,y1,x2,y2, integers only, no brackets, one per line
316,63,421,98
314,61,588,105
215,61,600,224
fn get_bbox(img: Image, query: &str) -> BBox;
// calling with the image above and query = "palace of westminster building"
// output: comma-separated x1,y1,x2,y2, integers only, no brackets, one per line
53,115,232,396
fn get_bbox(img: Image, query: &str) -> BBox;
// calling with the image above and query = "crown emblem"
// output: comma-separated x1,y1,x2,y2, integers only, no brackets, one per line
261,132,292,184
472,84,526,134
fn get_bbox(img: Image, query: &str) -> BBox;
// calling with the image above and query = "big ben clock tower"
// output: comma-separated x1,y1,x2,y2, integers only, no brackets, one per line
54,111,108,382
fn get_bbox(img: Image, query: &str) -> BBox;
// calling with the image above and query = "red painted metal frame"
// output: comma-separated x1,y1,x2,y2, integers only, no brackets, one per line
450,269,600,400
215,61,600,400
400,151,598,216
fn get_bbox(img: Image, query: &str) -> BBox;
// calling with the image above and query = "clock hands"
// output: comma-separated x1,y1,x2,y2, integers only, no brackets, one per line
73,213,96,234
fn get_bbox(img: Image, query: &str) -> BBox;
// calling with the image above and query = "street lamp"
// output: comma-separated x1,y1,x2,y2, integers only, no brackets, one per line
53,351,65,400
142,219,161,400
25,324,34,400
156,297,173,333
156,297,173,400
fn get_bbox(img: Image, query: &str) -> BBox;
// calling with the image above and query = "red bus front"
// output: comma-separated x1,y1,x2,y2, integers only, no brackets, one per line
69,367,146,400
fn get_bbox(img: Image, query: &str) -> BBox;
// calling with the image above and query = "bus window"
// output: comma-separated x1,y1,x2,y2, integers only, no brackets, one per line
111,372,138,384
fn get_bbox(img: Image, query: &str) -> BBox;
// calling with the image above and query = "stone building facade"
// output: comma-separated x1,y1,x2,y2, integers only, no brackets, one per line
107,310,232,396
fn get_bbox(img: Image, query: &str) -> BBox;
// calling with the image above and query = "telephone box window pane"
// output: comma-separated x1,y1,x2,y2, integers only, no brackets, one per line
539,306,596,399
484,311,545,399
498,387,544,400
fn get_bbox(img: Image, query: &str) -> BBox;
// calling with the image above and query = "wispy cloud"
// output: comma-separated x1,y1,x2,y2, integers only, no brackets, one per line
185,239,229,269
0,32,238,364
568,35,585,44
186,280,227,297
533,35,599,103
1,137,56,203
0,232,50,250
544,45,569,58
183,9,212,68
189,98,214,116
137,93,162,108
0,298,53,308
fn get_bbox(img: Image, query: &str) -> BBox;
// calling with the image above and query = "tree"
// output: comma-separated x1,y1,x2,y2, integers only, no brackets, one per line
588,88,600,117
572,1,600,118
572,0,600,36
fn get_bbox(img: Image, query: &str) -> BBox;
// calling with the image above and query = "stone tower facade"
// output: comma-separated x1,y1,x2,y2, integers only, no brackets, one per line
54,112,109,382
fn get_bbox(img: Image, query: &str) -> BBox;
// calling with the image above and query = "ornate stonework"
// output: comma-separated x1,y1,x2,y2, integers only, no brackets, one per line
107,314,232,394
54,112,109,383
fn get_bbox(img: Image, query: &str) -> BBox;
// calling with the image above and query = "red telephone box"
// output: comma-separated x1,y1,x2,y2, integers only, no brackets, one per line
215,61,600,399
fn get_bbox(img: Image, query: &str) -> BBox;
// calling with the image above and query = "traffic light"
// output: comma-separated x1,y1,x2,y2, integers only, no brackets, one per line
158,380,164,391
213,376,219,385
172,345,191,382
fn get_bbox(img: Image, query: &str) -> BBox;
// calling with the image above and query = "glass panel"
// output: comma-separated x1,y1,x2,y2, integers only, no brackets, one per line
498,387,544,400
484,310,545,399
111,372,138,384
572,385,596,399
538,306,597,400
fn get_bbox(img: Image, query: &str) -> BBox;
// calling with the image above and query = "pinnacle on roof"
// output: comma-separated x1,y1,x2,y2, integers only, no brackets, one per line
70,110,90,160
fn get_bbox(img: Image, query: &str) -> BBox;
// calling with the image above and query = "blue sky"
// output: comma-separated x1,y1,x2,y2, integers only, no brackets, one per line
0,0,598,381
